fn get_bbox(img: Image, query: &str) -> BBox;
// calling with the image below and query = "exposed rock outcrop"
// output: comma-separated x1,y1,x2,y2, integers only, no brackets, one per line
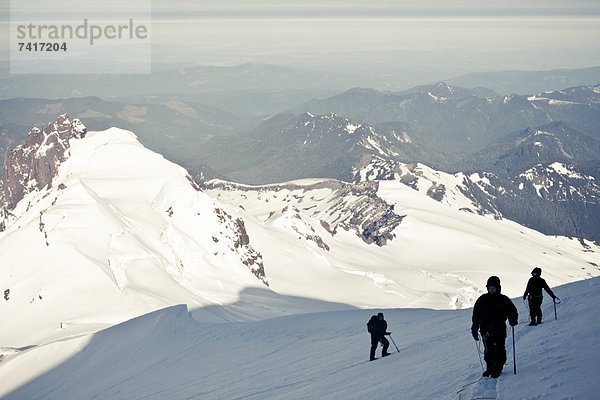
0,115,86,231
213,208,268,286
207,179,405,246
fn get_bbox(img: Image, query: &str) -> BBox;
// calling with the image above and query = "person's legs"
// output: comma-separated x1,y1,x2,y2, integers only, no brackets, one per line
490,329,507,378
482,332,494,375
380,337,390,356
483,329,507,378
370,335,380,360
531,296,543,325
536,297,544,324
528,297,537,325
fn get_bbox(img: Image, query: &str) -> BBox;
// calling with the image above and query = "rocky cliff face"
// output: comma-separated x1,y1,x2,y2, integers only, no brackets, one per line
206,179,405,246
213,207,268,286
0,115,86,231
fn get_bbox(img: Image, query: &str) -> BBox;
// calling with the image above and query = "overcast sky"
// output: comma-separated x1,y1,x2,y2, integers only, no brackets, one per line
150,0,600,18
3,0,600,75
147,0,600,73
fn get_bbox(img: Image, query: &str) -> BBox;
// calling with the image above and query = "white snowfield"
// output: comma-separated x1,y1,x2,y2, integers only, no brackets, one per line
0,278,598,400
0,127,599,398
209,171,599,309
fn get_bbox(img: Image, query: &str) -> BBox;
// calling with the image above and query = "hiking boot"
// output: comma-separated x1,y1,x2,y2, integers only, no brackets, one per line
528,321,537,326
370,357,378,361
490,370,502,378
482,370,491,377
382,352,391,357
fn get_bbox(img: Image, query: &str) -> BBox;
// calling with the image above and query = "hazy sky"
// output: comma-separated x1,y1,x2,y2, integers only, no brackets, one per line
2,0,600,75
147,1,600,74
149,0,600,18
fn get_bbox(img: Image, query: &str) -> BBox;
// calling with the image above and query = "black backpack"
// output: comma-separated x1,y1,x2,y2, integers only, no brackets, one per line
367,315,377,333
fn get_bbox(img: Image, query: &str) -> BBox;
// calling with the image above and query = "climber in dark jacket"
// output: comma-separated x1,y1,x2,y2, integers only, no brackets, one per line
367,312,390,361
471,276,518,378
523,267,558,326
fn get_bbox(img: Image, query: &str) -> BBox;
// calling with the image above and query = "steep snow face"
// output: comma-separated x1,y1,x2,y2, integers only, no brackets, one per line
1,277,598,400
0,128,268,346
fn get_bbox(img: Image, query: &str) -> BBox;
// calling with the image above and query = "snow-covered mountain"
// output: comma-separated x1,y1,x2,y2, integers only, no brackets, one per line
0,117,272,346
1,277,598,400
199,84,600,242
445,66,600,95
209,111,431,184
1,116,599,352
405,121,600,240
467,121,600,175
204,176,599,308
0,95,251,176
297,83,600,163
298,84,554,153
526,84,600,130
210,113,419,184
354,152,600,241
0,115,86,228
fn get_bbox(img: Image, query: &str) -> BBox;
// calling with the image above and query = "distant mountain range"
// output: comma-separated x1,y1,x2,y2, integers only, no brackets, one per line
191,82,600,242
445,66,600,96
2,63,599,115
201,82,599,179
466,122,600,175
0,63,346,116
199,112,435,184
0,63,348,98
298,82,600,154
0,95,249,174
2,80,599,242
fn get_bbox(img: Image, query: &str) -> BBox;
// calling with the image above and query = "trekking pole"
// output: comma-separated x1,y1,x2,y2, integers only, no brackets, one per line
512,326,517,375
553,297,561,320
388,334,400,352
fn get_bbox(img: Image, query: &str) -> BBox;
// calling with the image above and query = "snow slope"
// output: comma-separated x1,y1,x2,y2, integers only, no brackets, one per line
208,178,600,310
1,277,598,400
1,126,599,351
0,128,273,347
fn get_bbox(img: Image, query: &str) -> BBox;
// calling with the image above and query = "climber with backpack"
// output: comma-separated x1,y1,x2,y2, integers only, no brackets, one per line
523,267,559,326
367,312,391,361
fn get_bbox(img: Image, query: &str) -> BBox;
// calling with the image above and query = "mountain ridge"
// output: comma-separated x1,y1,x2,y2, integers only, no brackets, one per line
2,117,598,353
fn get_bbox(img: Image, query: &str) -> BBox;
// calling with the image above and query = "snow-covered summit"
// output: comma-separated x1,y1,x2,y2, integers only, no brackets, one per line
0,124,268,346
